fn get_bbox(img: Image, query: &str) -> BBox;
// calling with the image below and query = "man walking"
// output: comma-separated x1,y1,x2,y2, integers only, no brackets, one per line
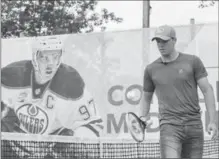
140,25,218,158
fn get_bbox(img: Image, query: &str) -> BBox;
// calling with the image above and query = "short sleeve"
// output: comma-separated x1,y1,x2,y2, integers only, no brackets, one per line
193,55,208,81
143,66,155,92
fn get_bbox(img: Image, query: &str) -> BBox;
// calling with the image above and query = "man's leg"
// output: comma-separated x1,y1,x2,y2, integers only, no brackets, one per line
160,124,184,158
181,124,204,158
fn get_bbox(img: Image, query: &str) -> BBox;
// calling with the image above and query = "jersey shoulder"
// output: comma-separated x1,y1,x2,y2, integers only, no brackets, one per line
50,63,85,100
1,60,32,88
177,52,195,66
145,57,162,72
179,52,194,60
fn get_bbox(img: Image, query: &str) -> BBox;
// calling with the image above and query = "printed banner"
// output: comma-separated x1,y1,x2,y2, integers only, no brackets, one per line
2,23,218,139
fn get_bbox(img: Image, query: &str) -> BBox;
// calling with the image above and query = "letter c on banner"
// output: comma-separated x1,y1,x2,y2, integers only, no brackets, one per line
108,85,123,106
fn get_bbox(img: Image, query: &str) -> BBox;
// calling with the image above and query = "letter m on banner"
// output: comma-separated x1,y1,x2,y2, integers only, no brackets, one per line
107,113,128,134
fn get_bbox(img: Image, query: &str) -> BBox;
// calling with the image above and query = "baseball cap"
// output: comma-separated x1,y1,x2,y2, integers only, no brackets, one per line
152,25,176,41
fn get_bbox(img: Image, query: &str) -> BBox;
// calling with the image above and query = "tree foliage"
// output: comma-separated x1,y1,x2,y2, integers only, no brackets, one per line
1,0,123,38
199,0,217,8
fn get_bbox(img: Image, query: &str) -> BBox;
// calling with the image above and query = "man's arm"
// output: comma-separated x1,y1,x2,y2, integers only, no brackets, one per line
57,89,103,138
198,77,218,139
198,77,217,123
141,65,155,120
139,91,153,118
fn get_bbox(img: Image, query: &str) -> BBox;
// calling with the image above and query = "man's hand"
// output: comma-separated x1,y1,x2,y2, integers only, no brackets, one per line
207,122,218,140
139,116,153,129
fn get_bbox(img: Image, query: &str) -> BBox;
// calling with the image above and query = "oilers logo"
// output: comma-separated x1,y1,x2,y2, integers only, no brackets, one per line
16,104,49,134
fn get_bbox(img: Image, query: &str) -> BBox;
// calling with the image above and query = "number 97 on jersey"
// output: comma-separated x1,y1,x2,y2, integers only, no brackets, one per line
79,99,97,120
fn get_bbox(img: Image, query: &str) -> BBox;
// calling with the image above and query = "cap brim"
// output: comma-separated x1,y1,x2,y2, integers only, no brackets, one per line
151,35,171,41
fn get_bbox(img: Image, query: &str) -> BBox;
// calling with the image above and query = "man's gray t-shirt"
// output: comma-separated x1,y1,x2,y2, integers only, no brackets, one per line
143,53,208,125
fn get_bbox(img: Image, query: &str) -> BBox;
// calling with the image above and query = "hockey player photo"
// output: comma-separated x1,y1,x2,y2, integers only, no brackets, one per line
1,36,103,158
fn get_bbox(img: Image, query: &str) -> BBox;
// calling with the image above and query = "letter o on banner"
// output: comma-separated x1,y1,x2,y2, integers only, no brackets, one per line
125,84,143,105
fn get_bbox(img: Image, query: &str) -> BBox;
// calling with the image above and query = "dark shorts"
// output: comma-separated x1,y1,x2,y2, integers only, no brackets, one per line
160,123,204,158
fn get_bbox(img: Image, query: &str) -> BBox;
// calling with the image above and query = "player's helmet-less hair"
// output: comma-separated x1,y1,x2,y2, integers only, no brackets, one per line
32,36,63,71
